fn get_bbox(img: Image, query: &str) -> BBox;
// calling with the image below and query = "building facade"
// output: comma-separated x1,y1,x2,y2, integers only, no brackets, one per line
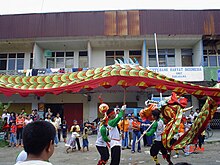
0,10,220,125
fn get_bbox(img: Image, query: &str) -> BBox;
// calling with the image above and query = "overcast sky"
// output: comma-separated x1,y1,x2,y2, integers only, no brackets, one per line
0,0,220,15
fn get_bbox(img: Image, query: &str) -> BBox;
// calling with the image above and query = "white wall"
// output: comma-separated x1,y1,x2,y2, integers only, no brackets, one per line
74,51,79,68
88,41,92,68
175,48,182,67
24,52,30,69
91,49,105,68
33,43,45,68
193,40,203,66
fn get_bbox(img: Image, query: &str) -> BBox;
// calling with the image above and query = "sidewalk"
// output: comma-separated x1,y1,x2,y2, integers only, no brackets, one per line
205,129,220,143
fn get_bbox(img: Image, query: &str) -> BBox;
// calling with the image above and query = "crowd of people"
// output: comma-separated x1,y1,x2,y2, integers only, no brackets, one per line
0,105,204,165
0,107,88,150
1,108,41,147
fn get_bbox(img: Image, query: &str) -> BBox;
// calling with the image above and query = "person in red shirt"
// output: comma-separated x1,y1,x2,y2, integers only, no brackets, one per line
16,113,25,147
9,122,17,147
131,116,141,153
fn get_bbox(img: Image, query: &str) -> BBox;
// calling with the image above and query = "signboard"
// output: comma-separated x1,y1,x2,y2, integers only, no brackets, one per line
148,67,204,82
44,50,52,57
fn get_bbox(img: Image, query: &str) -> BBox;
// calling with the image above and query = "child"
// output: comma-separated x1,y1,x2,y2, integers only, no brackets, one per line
65,127,80,153
70,120,81,151
14,121,56,165
9,122,16,147
82,122,89,151
61,120,68,143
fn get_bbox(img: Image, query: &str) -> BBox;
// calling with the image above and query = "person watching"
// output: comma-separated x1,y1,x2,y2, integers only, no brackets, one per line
14,120,56,165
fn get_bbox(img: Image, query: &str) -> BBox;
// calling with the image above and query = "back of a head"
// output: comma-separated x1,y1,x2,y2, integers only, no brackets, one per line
23,121,56,155
152,110,160,120
175,163,192,165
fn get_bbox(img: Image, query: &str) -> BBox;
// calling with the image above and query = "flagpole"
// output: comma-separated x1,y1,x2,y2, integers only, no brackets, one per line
154,33,159,68
154,33,163,101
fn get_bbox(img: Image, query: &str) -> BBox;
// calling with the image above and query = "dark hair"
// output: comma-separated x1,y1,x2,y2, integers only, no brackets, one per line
134,116,139,120
72,127,77,132
84,122,88,127
175,163,192,165
23,121,56,155
152,110,160,120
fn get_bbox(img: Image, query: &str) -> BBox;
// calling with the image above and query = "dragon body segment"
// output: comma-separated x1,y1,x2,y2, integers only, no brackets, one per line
140,92,218,151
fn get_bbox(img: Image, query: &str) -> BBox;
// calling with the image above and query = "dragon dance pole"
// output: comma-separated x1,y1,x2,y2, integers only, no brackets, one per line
122,88,126,139
136,120,156,144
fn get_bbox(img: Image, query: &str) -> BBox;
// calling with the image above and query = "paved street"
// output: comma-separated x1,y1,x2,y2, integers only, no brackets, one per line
1,130,220,165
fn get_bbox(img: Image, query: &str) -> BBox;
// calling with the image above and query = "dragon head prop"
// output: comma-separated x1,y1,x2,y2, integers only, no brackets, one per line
139,92,188,122
139,100,158,121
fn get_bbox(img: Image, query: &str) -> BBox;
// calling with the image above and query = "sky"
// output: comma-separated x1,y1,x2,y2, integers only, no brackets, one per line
0,0,220,15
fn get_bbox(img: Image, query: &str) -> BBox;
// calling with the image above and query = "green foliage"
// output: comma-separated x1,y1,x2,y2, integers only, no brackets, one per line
0,139,9,147
0,101,12,112
0,119,5,132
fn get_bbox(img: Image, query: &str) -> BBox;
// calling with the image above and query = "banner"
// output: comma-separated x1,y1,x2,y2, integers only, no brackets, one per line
148,67,204,81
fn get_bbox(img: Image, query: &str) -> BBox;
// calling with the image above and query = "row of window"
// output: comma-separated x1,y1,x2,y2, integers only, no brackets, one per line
0,53,25,70
106,49,193,67
6,48,220,70
46,51,88,69
203,49,220,67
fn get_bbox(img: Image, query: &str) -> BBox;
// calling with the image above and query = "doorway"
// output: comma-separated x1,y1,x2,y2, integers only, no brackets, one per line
45,104,64,120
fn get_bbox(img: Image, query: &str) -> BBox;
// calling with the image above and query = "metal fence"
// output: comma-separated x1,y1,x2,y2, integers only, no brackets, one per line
210,119,220,129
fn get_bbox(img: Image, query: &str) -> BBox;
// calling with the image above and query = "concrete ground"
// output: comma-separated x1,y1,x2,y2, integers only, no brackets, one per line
1,129,220,165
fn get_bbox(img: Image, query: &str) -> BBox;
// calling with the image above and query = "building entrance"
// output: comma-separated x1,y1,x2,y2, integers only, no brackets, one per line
45,104,64,120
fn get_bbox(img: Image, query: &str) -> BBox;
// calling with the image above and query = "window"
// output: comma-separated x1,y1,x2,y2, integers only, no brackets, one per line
106,50,124,65
0,54,7,70
203,49,220,67
79,51,88,68
46,51,74,68
148,49,175,67
129,50,141,64
0,53,24,70
181,49,193,66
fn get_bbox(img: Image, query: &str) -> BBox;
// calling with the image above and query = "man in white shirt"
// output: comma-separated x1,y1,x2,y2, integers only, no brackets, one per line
188,110,195,123
2,109,10,124
193,108,200,118
107,105,126,165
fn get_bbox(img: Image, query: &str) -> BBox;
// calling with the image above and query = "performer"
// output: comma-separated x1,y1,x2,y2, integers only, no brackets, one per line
95,116,110,165
107,105,126,165
146,110,173,165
